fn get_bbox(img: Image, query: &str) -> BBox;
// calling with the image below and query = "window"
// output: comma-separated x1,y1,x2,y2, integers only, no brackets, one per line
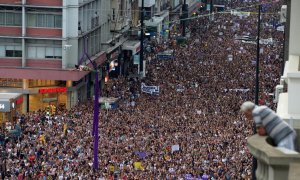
54,47,62,58
46,14,54,27
27,13,62,28
14,13,21,25
54,15,62,28
0,11,21,26
0,12,5,25
28,46,37,58
0,45,22,57
37,47,45,58
27,46,62,59
0,46,5,56
45,47,54,58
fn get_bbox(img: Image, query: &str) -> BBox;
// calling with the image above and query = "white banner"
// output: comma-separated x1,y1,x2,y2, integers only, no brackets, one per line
141,83,160,95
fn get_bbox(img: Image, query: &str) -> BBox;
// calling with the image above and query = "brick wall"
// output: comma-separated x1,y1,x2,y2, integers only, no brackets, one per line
0,27,22,37
0,58,22,67
26,0,62,6
0,0,22,5
27,28,62,38
26,59,62,69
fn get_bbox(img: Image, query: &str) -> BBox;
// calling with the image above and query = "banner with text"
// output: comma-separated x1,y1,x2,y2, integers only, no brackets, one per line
141,83,160,95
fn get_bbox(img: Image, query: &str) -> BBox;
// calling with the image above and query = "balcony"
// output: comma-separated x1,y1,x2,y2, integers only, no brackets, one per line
247,134,300,180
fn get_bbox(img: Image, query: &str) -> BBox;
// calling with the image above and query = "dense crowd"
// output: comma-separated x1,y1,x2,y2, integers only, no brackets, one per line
0,0,285,179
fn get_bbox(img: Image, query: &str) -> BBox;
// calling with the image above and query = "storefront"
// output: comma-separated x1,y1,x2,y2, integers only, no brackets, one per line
29,87,67,112
122,40,141,76
0,93,22,127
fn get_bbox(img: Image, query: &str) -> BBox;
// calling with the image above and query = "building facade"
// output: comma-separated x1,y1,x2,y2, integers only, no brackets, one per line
0,0,112,116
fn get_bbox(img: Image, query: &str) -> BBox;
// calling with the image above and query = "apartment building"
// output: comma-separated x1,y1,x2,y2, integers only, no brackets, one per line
0,0,112,116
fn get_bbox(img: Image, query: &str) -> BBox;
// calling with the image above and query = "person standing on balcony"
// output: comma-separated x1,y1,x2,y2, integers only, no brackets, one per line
241,101,296,150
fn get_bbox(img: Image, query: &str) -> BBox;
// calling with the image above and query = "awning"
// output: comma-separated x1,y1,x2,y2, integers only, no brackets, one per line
0,67,89,81
0,51,106,81
122,40,141,55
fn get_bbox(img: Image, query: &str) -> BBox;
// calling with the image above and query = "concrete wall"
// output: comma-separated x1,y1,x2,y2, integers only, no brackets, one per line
289,0,300,56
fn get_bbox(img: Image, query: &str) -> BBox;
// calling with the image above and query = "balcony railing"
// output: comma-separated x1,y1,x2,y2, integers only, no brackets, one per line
247,134,300,180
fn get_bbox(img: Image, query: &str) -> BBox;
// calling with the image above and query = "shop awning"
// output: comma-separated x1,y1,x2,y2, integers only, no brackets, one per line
0,67,89,81
0,51,106,81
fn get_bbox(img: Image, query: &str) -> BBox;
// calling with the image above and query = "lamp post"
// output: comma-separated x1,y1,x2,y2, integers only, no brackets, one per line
252,4,261,180
140,0,144,76
76,36,100,170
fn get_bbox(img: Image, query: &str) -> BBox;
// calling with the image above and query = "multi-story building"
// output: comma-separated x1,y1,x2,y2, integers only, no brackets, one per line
0,0,112,117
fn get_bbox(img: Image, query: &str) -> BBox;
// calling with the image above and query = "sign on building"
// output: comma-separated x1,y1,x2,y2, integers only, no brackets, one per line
0,101,10,112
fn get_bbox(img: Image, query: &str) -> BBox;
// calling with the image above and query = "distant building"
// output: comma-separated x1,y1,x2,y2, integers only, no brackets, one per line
0,0,112,114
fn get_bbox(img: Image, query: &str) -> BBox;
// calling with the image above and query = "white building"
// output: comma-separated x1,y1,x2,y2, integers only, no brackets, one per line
277,0,300,126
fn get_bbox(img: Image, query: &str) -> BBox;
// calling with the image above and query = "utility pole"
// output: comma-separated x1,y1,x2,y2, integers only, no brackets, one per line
182,0,188,37
253,4,261,180
210,0,213,21
140,0,144,76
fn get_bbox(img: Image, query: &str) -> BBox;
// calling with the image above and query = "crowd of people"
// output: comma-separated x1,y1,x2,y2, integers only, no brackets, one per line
0,0,285,179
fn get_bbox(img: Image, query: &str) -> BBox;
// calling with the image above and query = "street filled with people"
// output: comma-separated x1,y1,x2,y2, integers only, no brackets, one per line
0,0,285,179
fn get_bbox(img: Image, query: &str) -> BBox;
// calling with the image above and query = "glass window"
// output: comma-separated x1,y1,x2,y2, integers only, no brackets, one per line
6,50,14,57
27,13,61,28
14,13,22,26
14,50,22,57
15,46,21,51
0,12,5,25
28,46,37,58
37,14,45,27
6,46,14,50
6,13,14,25
37,47,45,58
45,47,54,58
46,14,54,27
0,45,5,57
54,15,62,28
54,47,62,58
27,14,36,27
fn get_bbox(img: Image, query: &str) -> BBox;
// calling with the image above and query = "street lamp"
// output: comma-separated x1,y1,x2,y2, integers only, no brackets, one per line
75,36,100,170
252,4,262,180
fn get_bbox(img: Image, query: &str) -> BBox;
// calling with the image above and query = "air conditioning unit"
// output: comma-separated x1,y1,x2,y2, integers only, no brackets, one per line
274,85,284,103
280,5,287,23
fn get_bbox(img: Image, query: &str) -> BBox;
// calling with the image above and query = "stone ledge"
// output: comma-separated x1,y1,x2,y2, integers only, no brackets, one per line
247,134,300,165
